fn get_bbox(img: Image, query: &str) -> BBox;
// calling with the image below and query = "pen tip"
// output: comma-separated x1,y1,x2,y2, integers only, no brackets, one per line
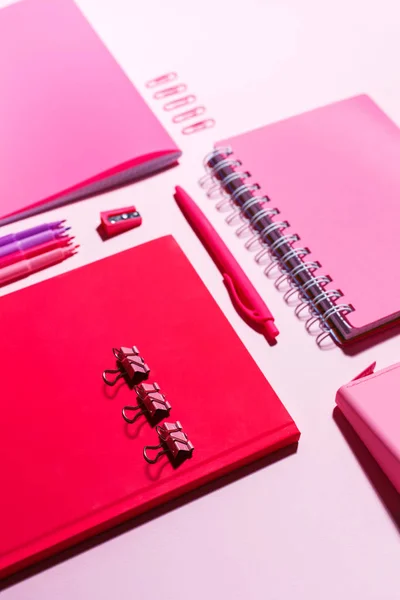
64,244,79,257
57,229,71,238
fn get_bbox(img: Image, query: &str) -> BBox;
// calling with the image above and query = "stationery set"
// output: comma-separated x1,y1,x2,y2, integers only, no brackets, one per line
0,0,399,582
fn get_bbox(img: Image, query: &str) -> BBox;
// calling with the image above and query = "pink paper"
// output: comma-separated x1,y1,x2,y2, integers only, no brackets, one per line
0,0,180,222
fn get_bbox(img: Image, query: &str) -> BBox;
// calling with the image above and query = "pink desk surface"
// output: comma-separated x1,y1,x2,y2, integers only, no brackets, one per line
1,0,399,598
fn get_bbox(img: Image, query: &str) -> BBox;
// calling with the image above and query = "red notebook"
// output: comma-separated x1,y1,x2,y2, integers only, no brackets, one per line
0,236,299,578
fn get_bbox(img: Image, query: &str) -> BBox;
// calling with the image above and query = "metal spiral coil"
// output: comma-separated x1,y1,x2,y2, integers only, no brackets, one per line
199,158,241,189
200,147,354,341
257,234,299,264
231,195,270,230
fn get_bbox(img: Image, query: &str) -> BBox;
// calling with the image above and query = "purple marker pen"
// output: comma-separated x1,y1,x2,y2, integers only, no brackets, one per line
0,221,65,248
0,227,69,259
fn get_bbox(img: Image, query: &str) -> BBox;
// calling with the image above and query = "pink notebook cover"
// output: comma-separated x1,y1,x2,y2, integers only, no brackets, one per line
219,95,400,335
336,362,400,494
0,0,181,224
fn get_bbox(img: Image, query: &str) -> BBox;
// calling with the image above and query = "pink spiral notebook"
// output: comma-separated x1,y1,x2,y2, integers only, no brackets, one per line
0,0,181,224
202,95,400,345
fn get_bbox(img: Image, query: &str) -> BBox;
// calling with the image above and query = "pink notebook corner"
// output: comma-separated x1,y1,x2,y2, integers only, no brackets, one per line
336,361,400,493
0,0,181,223
219,95,400,336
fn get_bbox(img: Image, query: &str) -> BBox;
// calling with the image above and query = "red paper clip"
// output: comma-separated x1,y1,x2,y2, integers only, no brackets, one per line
145,72,177,88
163,94,196,111
153,84,187,99
172,106,206,123
182,118,216,135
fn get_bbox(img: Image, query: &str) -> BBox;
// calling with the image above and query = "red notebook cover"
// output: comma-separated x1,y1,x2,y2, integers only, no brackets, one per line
0,236,299,578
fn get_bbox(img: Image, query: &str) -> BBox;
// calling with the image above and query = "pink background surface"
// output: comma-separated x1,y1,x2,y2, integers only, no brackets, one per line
1,0,399,598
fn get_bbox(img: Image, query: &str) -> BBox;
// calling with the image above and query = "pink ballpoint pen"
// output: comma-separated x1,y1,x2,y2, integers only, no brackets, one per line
174,186,279,343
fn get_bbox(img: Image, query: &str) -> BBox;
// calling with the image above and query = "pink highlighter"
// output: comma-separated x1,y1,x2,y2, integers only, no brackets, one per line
336,361,400,493
0,236,73,269
0,245,78,286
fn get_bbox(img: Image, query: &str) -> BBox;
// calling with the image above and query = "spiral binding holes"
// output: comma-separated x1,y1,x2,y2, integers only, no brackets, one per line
307,303,353,338
295,289,342,320
200,159,242,191
261,236,301,278
237,206,278,239
214,172,251,209
275,261,321,292
266,246,310,282
283,274,332,305
246,221,289,252
316,303,354,347
280,246,310,266
200,148,355,343
202,147,232,169
208,171,250,203
257,234,298,264
229,191,264,230
233,184,261,206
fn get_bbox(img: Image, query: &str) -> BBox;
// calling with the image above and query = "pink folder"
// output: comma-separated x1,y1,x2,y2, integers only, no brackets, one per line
216,95,400,343
336,362,400,494
0,0,181,224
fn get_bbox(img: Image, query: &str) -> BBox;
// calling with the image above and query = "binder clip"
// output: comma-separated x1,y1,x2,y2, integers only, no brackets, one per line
99,206,142,239
102,346,150,386
122,382,171,424
143,421,194,466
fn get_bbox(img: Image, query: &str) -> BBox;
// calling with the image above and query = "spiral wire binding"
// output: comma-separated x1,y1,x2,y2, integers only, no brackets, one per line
200,147,354,344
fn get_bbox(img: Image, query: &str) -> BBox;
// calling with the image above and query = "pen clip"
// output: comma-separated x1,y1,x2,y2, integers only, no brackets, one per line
223,273,268,325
